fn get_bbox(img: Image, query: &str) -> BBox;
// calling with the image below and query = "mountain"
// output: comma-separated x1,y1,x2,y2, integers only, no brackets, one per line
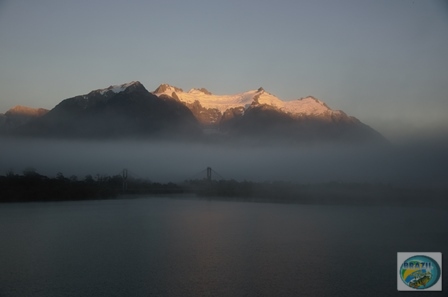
153,84,385,143
0,106,48,133
2,81,385,143
14,81,201,139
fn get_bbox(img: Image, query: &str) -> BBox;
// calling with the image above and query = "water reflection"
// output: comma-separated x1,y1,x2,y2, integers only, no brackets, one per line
0,198,447,297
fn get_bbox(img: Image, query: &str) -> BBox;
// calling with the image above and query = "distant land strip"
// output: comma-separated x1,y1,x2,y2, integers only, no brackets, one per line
1,170,447,208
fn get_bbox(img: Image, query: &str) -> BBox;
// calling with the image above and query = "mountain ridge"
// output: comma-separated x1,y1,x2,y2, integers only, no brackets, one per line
152,84,345,117
0,81,386,143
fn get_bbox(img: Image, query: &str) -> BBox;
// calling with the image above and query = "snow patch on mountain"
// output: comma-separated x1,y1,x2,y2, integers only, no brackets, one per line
93,81,140,95
285,97,340,116
154,85,342,116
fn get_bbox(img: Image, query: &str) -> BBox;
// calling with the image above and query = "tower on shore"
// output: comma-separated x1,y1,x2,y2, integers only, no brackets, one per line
122,169,128,191
206,167,212,182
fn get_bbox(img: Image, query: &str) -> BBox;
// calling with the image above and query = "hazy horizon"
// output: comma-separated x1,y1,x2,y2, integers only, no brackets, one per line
1,136,447,189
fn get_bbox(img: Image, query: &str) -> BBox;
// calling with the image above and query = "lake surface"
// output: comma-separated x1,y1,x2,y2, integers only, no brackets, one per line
0,196,447,296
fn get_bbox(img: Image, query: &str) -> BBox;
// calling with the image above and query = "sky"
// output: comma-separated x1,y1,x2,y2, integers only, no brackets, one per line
0,0,447,140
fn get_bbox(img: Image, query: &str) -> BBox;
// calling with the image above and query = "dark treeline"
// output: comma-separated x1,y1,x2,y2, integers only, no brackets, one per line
0,168,183,203
1,169,447,207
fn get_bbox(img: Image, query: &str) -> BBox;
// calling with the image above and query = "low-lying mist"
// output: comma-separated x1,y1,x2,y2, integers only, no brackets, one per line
1,137,447,188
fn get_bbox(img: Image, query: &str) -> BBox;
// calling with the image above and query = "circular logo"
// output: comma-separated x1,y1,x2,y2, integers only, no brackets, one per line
400,255,441,290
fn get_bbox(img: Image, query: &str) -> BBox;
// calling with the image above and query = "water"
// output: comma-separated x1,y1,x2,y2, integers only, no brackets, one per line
0,196,447,296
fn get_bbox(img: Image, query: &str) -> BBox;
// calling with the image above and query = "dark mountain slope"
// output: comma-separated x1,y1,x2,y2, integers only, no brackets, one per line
17,81,201,139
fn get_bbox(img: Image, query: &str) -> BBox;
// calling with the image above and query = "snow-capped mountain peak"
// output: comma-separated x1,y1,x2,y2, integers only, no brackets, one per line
93,81,142,95
188,88,212,95
282,96,339,116
154,83,183,94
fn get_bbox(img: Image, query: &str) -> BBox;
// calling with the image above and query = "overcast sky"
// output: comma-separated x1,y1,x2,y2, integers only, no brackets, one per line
0,0,447,140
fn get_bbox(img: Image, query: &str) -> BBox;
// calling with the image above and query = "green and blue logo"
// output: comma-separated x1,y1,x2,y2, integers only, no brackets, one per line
399,254,441,290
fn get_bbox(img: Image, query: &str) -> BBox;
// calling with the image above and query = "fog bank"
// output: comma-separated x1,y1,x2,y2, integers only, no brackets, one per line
1,137,447,188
